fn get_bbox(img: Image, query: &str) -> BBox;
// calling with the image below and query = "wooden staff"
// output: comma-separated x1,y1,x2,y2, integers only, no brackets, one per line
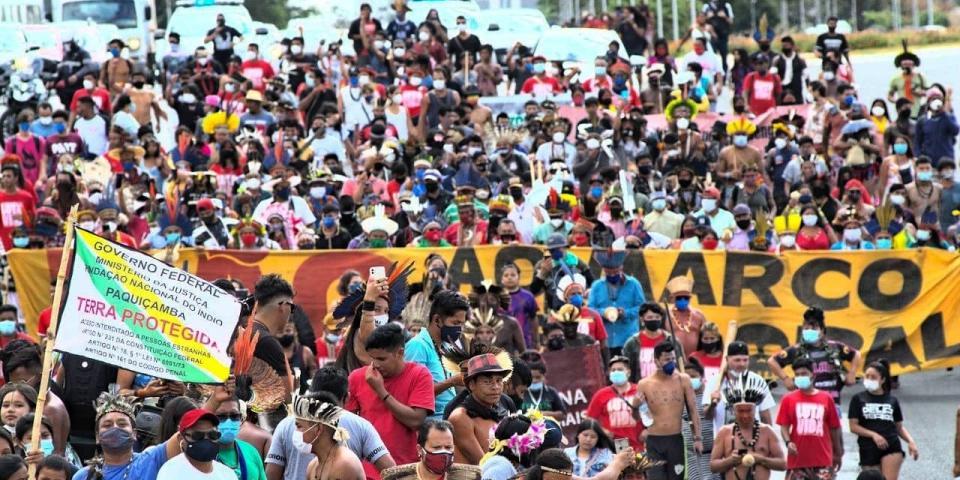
28,204,78,478
711,319,739,397
662,302,685,372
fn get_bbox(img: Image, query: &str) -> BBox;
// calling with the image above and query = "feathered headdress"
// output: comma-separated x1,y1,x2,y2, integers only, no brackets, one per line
201,111,241,135
333,261,415,324
94,391,136,424
664,97,699,121
622,452,667,474
549,304,581,324
723,371,767,405
464,306,504,338
726,117,757,136
400,284,435,331
543,188,570,215
440,342,513,383
554,273,586,303
750,210,771,251
293,394,349,443
469,281,511,311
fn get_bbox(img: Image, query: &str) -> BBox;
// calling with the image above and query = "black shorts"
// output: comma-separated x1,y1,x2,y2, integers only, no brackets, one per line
858,441,904,466
645,434,685,480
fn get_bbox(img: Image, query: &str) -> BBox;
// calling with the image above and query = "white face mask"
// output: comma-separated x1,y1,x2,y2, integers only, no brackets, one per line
409,76,422,87
433,80,446,90
359,75,371,85
391,94,402,104
83,80,95,90
774,138,787,149
418,31,430,42
586,138,600,150
780,234,796,248
550,218,564,228
292,430,314,454
197,57,209,65
393,47,405,57
676,118,690,130
310,186,326,199
39,116,52,125
80,220,96,231
243,50,256,61
889,194,905,206
291,45,303,55
863,378,881,392
871,106,885,117
843,228,861,242
802,214,818,227
552,132,565,143
916,229,931,241
929,99,944,111
374,40,386,50
701,198,717,212
225,83,236,93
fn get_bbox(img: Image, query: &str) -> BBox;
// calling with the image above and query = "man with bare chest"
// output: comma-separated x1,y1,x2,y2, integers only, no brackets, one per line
448,352,511,465
710,373,785,480
635,341,701,480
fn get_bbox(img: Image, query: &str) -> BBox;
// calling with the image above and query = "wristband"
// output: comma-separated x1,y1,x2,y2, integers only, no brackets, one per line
362,301,376,311
381,392,391,402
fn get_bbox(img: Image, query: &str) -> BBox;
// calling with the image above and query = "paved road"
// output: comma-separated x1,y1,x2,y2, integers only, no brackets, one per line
765,368,958,479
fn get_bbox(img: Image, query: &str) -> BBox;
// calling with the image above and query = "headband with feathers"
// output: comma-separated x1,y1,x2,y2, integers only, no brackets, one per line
333,261,415,324
723,372,767,405
440,342,513,383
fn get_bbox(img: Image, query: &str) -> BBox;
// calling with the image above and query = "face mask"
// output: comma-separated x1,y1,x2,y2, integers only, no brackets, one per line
424,230,442,243
675,297,690,310
18,122,29,133
550,131,567,144
943,169,955,179
929,99,944,111
325,333,341,344
369,238,387,248
871,106,885,117
676,118,690,130
0,320,15,336
533,63,546,74
435,324,461,344
39,438,55,456
917,171,934,182
547,336,565,350
224,83,236,93
801,328,820,344
606,274,621,285
291,45,303,55
12,237,28,248
54,123,66,134
916,229,931,241
701,198,717,212
418,31,430,42
275,187,291,200
733,135,748,147
644,319,661,331
434,80,446,90
889,193,905,205
109,47,120,58
876,238,893,250
425,182,439,193
550,218,564,228
165,232,181,245
609,370,628,385
422,448,454,475
780,234,796,248
568,293,583,308
690,378,702,391
794,375,812,390
661,360,676,375
702,238,718,250
197,57,209,66
218,419,240,444
240,232,258,246
80,221,96,231
292,430,314,454
99,427,134,454
774,138,788,149
844,228,861,242
278,334,296,347
652,199,667,211
863,379,881,392
844,95,856,107
589,186,603,198
736,219,751,230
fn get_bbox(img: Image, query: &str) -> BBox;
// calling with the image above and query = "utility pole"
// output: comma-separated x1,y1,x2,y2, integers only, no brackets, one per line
912,0,919,28
671,0,678,40
656,0,664,38
799,0,806,30
780,0,788,30
926,0,933,26
690,0,696,30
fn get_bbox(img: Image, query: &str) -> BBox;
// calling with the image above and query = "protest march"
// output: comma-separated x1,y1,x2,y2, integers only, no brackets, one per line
0,1,959,479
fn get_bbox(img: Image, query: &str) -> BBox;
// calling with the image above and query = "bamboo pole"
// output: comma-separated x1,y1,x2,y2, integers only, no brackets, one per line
711,319,739,397
28,204,78,478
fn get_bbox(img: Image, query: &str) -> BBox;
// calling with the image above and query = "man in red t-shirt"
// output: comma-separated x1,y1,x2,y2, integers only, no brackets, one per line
69,72,112,116
521,56,563,97
346,323,434,465
585,356,644,450
776,357,842,477
623,304,670,381
0,305,35,349
240,44,276,91
0,164,36,251
743,55,781,116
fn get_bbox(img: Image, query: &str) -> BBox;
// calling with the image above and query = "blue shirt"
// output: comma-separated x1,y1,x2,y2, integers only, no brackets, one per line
588,275,645,349
72,443,168,480
404,328,453,418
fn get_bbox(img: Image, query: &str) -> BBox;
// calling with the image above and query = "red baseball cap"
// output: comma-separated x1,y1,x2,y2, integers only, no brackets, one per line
179,409,219,432
196,198,216,211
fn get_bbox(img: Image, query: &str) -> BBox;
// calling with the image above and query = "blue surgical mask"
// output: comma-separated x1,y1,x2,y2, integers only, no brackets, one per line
533,63,546,74
165,232,181,245
606,274,620,284
801,328,820,344
40,438,55,456
917,171,934,182
794,375,812,390
0,320,16,336
348,282,363,294
590,186,603,198
675,297,690,311
876,238,893,250
12,237,28,248
18,122,29,133
690,378,702,391
218,419,240,444
569,293,583,308
349,76,359,87
844,95,855,106
893,143,908,155
661,360,676,375
549,249,564,260
322,217,337,229
440,324,462,344
608,370,628,385
325,333,341,344
733,135,748,147
529,382,543,391
54,123,66,134
110,47,120,58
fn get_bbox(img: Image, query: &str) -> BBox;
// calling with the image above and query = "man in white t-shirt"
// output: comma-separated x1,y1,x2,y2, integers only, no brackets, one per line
157,409,235,480
73,96,108,157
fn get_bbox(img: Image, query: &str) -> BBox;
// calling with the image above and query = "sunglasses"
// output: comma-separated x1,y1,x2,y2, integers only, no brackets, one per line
217,413,242,422
184,430,222,442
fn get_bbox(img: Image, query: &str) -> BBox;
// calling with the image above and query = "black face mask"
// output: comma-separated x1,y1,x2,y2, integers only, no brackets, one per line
782,48,793,55
278,334,295,347
610,207,623,218
759,43,770,52
132,81,145,89
425,182,439,193
643,320,661,331
736,219,751,230
638,165,652,175
510,188,523,201
733,104,746,114
812,184,829,198
678,178,692,188
700,340,721,353
546,336,566,351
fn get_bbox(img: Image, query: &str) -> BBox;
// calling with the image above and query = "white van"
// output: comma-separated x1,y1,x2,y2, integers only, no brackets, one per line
51,0,158,62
